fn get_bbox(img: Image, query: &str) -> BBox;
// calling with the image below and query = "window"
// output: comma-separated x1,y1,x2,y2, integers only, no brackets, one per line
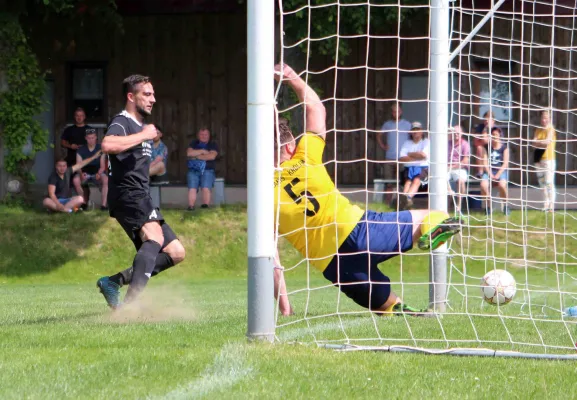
68,63,106,120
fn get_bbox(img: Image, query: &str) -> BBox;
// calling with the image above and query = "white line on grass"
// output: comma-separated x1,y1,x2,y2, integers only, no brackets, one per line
156,343,253,400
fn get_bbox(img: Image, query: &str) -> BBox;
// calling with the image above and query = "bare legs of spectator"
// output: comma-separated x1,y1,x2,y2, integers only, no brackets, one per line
188,188,198,209
201,187,211,206
72,174,84,201
475,145,485,177
480,179,509,215
400,178,421,210
149,162,166,177
451,178,466,214
43,196,84,212
100,174,109,208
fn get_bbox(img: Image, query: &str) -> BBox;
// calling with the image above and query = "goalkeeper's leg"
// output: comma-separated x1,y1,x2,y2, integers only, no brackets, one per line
411,210,461,250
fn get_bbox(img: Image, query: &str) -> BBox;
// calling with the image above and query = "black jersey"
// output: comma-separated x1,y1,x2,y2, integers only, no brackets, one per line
106,110,153,209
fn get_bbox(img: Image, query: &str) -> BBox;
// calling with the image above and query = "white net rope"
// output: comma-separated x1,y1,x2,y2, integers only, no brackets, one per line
274,0,577,356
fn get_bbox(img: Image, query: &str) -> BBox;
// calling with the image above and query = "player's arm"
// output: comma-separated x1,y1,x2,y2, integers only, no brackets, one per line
533,128,553,148
71,150,102,174
274,249,293,316
187,148,207,158
483,148,491,175
275,64,326,139
102,124,157,154
377,131,388,151
47,184,65,211
398,142,413,162
197,149,218,161
76,153,83,166
98,154,106,175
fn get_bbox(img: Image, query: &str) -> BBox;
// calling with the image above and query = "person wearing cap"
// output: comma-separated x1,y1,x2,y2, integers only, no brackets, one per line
448,125,470,216
398,121,430,210
73,128,109,210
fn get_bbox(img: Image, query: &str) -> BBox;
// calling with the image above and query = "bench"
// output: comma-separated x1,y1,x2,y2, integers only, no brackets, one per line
149,177,226,209
372,176,485,210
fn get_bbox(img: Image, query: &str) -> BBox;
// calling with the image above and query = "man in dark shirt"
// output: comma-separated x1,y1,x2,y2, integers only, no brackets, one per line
61,107,91,167
42,153,103,212
97,74,186,310
73,128,109,210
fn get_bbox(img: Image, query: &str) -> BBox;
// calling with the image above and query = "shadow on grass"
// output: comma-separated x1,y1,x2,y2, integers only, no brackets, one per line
0,206,109,277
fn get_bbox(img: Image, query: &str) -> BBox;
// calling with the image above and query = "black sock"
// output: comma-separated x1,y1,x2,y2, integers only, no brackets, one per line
124,240,162,303
151,252,175,277
113,252,175,287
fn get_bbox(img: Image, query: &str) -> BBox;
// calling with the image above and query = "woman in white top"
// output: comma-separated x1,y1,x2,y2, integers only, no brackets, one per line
398,121,430,210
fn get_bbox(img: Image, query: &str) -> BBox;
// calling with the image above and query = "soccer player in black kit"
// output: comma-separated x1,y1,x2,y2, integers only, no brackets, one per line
97,75,186,309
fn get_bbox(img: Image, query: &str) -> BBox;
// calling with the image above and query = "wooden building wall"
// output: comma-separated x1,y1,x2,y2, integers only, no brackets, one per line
25,7,577,186
26,11,248,184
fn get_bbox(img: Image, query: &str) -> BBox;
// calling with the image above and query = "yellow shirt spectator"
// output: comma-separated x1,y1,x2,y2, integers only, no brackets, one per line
534,126,556,161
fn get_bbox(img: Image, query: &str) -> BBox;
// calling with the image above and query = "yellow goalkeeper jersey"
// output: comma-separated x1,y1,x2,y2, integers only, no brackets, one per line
534,126,556,161
274,133,365,272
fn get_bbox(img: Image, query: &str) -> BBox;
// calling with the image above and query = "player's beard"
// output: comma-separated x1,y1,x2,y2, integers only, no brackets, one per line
136,105,151,118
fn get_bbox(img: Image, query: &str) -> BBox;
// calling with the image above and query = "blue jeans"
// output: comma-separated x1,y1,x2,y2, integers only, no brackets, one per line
187,169,216,190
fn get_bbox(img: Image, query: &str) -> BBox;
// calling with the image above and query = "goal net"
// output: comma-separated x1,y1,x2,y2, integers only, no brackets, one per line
273,0,577,358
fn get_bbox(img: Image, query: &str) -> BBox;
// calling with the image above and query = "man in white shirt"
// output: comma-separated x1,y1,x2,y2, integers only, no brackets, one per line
398,121,430,210
377,104,412,204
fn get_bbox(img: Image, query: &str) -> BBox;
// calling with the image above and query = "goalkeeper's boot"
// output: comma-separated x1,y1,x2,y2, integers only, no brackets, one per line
418,217,461,251
97,276,121,310
392,302,433,317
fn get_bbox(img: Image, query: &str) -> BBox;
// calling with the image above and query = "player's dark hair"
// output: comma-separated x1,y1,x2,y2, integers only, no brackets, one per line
274,117,294,151
491,126,502,136
75,107,85,114
154,124,163,134
122,75,151,98
483,110,494,119
55,158,67,164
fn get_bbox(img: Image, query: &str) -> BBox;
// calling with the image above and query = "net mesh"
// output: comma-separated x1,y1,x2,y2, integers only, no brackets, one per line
274,0,577,356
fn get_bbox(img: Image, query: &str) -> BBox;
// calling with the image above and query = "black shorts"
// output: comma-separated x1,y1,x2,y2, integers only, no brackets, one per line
110,194,177,250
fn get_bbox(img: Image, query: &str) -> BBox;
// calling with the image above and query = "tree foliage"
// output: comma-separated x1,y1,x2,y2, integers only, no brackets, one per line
281,0,428,59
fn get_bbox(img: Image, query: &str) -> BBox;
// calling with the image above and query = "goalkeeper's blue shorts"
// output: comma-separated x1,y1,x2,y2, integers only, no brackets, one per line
322,210,414,309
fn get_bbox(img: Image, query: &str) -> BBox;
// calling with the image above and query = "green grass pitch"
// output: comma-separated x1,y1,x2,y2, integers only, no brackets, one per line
1,204,577,399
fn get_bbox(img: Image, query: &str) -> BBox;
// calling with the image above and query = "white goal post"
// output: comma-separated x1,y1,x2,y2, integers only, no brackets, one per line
248,0,577,360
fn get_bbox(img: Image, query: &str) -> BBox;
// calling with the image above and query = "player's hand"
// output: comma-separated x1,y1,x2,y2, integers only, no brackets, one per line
70,144,79,150
141,124,158,141
95,173,101,181
274,63,298,82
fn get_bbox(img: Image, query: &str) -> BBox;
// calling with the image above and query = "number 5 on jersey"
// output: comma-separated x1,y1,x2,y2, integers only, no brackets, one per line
283,177,320,217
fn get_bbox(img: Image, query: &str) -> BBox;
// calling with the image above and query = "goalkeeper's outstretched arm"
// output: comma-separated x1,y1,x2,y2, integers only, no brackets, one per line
274,249,294,316
274,63,326,139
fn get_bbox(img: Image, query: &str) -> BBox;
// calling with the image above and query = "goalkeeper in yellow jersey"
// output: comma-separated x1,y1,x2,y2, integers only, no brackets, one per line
273,64,461,316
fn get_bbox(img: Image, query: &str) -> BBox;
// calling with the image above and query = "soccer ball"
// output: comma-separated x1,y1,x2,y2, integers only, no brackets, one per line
480,269,516,306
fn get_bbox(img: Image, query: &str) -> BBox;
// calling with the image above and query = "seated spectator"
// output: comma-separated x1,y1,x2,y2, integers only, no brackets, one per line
150,124,168,180
480,127,510,216
532,110,556,212
473,111,495,178
448,125,470,216
398,121,430,210
186,127,219,210
43,152,102,213
72,128,109,210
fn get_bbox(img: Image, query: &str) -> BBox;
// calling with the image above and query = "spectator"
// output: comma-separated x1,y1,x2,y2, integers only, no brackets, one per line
61,107,91,167
73,128,108,210
43,152,102,213
377,104,411,204
150,124,168,179
473,110,495,177
480,127,510,216
532,110,557,212
398,121,430,210
448,125,470,216
186,127,219,210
